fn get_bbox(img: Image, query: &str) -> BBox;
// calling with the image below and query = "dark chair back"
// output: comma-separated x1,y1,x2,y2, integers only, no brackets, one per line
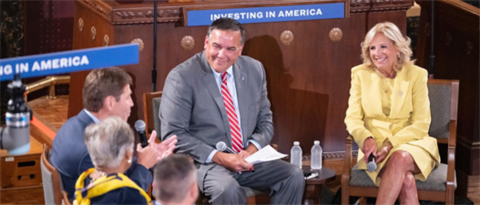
143,91,162,135
427,79,459,144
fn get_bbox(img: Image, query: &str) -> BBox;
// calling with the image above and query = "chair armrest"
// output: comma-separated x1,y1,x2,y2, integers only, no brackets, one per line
344,135,353,172
341,135,353,205
62,191,72,205
446,120,457,185
342,135,353,180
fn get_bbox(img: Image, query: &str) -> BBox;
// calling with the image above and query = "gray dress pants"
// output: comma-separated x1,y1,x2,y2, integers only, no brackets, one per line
199,159,305,205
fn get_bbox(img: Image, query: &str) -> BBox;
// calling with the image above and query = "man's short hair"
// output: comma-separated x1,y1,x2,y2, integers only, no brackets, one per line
82,67,132,112
153,154,196,203
207,18,245,45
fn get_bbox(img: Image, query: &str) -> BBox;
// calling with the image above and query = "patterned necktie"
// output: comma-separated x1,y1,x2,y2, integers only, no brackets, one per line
221,72,243,153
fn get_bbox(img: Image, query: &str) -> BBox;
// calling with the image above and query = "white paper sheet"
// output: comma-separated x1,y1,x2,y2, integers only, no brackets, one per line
245,145,287,164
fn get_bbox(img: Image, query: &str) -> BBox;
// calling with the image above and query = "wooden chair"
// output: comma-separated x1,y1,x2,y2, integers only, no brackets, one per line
143,91,163,136
142,91,268,204
62,191,72,205
341,79,459,205
40,144,65,205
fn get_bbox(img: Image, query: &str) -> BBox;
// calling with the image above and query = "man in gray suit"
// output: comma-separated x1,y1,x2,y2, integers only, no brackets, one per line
160,18,304,205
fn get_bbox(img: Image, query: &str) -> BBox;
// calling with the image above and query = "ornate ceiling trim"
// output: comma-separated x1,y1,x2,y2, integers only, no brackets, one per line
78,0,112,22
76,0,413,25
350,0,414,13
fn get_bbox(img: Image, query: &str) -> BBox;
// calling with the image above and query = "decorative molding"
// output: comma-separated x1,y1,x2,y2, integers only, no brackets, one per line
90,26,97,40
131,38,144,52
180,35,195,50
350,0,413,12
114,9,181,24
350,0,371,12
76,0,414,24
116,9,180,19
329,27,343,42
456,135,480,151
103,35,110,46
78,18,84,32
83,0,111,20
297,151,359,160
280,30,294,46
74,0,193,24
324,151,358,159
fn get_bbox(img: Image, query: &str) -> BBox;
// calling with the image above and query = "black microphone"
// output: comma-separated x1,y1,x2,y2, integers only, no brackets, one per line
216,141,238,154
367,154,377,172
134,120,148,148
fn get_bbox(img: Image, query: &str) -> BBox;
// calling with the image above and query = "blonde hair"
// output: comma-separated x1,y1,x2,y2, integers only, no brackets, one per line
360,22,414,73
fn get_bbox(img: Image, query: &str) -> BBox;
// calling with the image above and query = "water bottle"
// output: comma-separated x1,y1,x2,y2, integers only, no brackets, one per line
290,141,302,169
311,140,323,170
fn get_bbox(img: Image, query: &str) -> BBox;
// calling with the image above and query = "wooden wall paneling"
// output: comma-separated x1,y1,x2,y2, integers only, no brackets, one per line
415,0,480,197
25,0,74,55
240,18,366,153
417,0,479,175
366,11,408,34
414,1,429,68
243,20,336,153
69,0,116,117
457,169,480,204
114,23,209,125
24,1,75,99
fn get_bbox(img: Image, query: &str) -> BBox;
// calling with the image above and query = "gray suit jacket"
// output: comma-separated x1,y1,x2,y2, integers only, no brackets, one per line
160,51,273,180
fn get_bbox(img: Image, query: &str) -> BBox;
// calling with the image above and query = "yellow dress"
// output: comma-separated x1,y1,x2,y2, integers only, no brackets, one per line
344,64,440,186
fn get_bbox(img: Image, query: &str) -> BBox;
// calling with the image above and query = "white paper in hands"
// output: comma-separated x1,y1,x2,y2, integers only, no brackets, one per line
245,145,287,164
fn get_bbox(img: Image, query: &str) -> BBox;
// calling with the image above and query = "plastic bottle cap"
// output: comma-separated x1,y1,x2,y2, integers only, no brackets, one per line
293,141,300,146
314,140,320,145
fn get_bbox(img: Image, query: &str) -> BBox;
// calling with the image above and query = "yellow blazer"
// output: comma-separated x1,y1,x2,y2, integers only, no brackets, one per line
345,64,440,173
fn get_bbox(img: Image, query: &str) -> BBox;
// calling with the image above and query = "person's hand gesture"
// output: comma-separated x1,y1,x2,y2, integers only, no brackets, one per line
136,143,157,169
362,137,377,163
149,131,177,161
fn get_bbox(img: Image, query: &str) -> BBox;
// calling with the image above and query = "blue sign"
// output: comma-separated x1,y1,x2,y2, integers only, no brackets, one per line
0,44,139,81
187,3,345,26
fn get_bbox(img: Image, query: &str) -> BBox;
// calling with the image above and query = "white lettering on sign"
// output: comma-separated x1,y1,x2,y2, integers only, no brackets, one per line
279,9,322,17
32,55,89,72
0,64,13,76
211,11,264,21
15,63,29,74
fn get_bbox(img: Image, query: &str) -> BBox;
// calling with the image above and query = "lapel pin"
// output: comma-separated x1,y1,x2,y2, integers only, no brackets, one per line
398,90,403,97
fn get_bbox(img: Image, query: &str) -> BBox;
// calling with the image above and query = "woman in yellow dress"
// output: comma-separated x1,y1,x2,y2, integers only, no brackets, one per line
345,22,440,205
